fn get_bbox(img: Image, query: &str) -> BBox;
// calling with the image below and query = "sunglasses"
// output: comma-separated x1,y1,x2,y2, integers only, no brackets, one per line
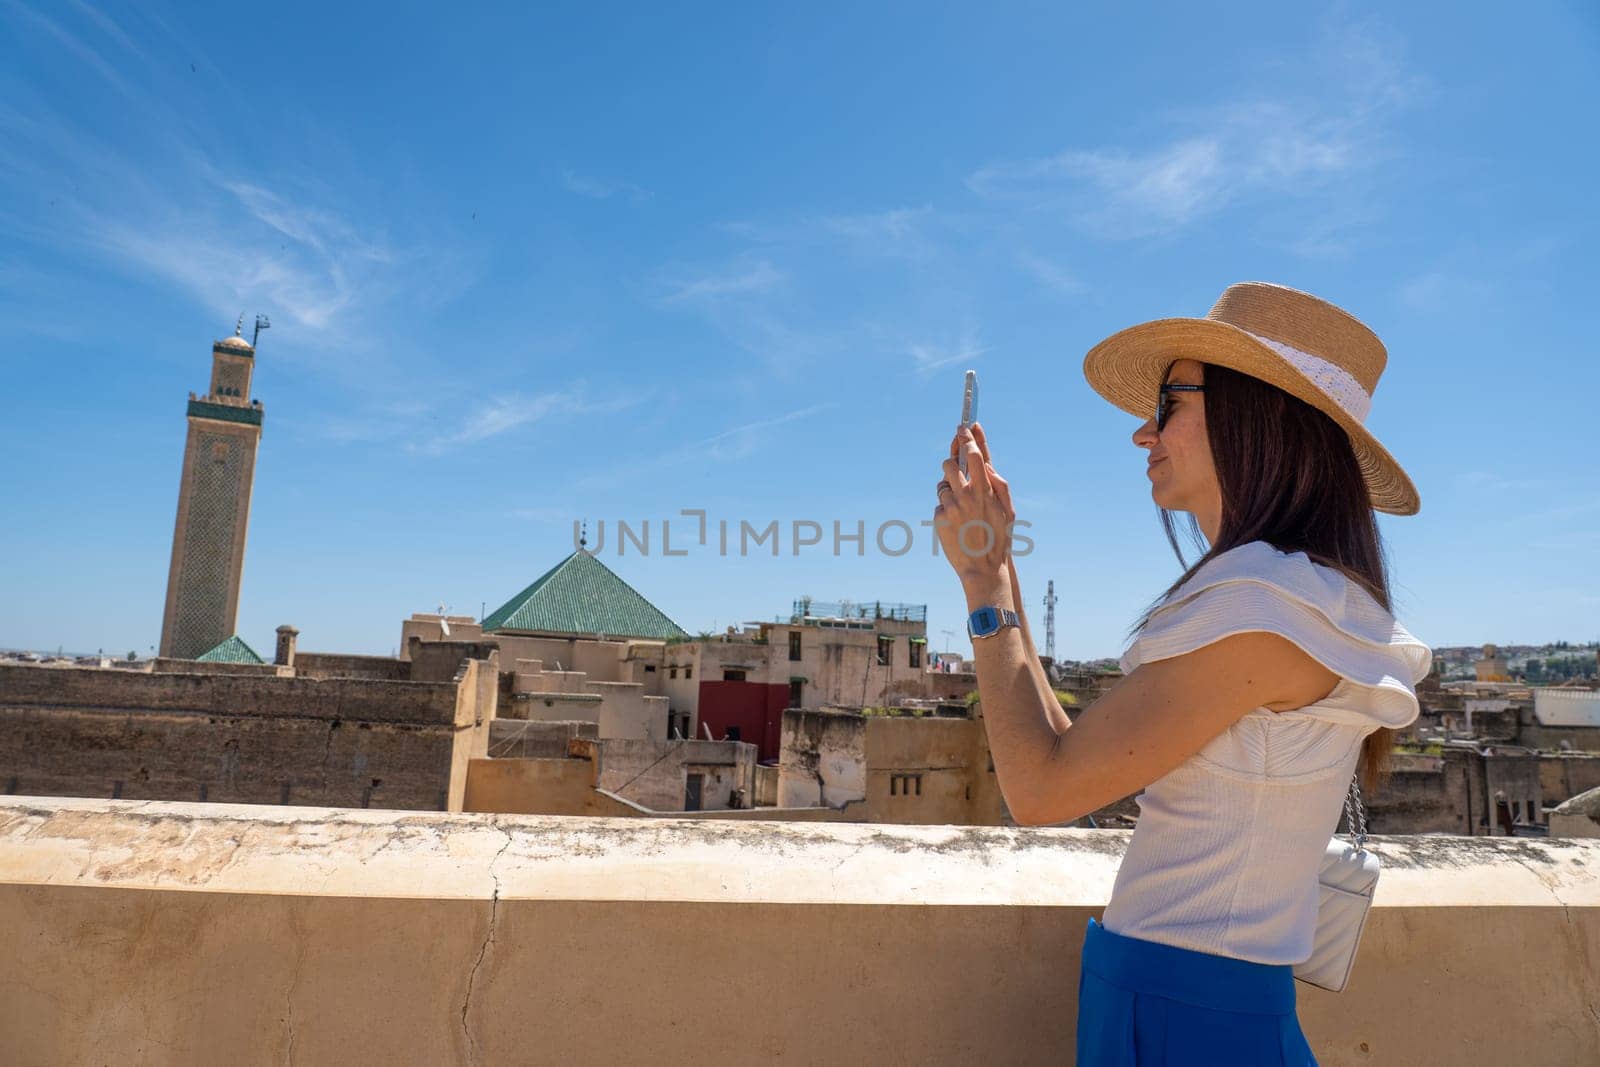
1156,383,1205,431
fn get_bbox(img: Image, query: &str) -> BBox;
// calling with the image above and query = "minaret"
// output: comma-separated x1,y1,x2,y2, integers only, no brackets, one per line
158,325,265,658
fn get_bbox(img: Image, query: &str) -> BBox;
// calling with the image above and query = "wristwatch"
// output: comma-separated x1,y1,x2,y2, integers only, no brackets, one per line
966,605,1021,640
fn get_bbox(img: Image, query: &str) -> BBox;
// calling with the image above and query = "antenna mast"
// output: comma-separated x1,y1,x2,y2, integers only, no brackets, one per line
1044,579,1058,662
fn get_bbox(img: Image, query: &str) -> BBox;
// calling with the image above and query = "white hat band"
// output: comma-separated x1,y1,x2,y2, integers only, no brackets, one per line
1243,329,1373,424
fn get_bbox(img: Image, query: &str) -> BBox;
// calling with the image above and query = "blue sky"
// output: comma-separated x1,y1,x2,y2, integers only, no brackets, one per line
2,2,1597,659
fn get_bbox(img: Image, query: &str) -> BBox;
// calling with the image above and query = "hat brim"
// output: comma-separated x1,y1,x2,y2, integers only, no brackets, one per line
1083,317,1420,516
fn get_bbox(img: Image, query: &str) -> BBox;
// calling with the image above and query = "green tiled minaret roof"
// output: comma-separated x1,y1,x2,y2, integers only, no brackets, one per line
196,634,265,664
482,552,688,640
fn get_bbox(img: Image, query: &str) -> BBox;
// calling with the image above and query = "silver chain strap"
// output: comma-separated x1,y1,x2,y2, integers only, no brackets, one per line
1342,775,1369,852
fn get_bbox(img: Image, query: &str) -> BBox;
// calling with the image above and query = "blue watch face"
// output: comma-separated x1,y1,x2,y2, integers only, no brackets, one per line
969,607,999,636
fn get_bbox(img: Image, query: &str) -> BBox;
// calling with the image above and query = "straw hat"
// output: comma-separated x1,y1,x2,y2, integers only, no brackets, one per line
1083,281,1419,515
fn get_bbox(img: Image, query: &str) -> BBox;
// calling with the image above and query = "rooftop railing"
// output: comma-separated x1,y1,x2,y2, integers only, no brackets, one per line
789,598,927,623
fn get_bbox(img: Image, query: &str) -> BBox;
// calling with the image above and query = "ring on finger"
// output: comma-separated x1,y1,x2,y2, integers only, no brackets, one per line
936,479,954,498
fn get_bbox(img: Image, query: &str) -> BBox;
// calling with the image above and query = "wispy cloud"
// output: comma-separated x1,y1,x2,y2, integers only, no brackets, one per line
441,391,569,448
909,327,987,375
1015,251,1084,296
966,18,1425,240
91,175,394,334
652,251,850,386
3,0,138,98
1457,470,1547,496
1399,271,1498,313
819,206,941,261
561,168,651,202
696,402,835,460
659,260,784,304
716,205,950,267
0,3,467,350
573,401,835,490
416,386,645,455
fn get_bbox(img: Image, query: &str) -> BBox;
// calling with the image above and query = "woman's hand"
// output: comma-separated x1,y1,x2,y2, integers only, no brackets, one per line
934,421,1017,586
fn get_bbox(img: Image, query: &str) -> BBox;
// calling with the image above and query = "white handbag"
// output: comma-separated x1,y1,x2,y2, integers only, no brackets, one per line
1293,776,1379,993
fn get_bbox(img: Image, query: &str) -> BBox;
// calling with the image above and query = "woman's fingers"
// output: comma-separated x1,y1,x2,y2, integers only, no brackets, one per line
954,439,988,493
987,463,1016,523
940,422,979,460
972,422,992,465
942,438,997,498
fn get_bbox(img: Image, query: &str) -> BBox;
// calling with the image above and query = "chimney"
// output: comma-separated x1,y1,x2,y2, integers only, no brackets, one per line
275,625,299,668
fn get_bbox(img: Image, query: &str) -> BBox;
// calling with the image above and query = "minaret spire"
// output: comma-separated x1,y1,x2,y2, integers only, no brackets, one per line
158,326,266,658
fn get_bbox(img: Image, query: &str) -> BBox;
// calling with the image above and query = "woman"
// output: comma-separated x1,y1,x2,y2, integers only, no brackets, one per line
933,282,1431,1065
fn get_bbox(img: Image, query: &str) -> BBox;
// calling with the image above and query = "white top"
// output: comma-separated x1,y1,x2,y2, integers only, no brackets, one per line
1099,541,1432,965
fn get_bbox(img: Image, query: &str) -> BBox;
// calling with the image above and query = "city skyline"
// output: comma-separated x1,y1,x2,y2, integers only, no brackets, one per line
2,3,1597,658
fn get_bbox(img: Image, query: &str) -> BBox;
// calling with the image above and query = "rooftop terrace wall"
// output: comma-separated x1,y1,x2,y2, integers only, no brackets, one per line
1,797,1594,1065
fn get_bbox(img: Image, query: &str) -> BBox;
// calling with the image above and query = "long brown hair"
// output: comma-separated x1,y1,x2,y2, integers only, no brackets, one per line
1133,361,1397,794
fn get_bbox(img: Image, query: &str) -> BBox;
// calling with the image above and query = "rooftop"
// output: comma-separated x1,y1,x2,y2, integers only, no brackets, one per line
790,598,927,623
195,634,265,664
482,551,687,641
1,796,1595,1064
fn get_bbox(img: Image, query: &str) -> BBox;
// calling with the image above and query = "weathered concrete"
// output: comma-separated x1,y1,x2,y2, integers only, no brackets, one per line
776,708,1002,824
1,797,1596,1066
485,719,599,759
579,737,755,811
0,656,496,812
1543,752,1600,810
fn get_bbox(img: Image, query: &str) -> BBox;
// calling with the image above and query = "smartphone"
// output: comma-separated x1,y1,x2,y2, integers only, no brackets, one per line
959,369,979,475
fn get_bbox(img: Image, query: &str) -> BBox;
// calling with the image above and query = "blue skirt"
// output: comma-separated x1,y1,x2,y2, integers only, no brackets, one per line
1076,917,1319,1065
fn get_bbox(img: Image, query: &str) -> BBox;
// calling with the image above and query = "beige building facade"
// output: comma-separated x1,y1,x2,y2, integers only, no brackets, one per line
776,707,1004,825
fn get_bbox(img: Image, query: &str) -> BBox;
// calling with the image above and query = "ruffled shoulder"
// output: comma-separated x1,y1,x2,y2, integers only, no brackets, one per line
1119,541,1432,729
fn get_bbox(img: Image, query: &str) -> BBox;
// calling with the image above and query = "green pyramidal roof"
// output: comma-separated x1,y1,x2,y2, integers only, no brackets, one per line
196,635,265,664
482,551,688,640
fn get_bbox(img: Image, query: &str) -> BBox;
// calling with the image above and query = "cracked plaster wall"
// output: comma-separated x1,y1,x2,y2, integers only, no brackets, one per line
0,797,1596,1066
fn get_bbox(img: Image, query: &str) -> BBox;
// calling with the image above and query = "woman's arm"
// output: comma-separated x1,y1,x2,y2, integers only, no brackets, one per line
960,606,1337,825
963,424,1069,735
1004,548,1072,737
938,424,1336,826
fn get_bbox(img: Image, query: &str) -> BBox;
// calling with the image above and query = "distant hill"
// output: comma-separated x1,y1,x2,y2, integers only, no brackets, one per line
1432,642,1598,683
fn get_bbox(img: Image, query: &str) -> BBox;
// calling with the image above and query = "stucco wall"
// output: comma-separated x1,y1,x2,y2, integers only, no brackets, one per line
0,658,492,812
668,625,952,731
1369,758,1468,835
777,709,868,808
293,652,410,681
585,681,666,740
1518,720,1600,751
462,757,635,816
775,710,1001,825
398,615,484,657
1,797,1596,1066
503,692,603,726
582,738,755,811
754,763,778,806
490,636,666,694
1551,810,1600,838
864,714,1002,825
0,663,459,723
1542,753,1600,809
486,719,599,759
